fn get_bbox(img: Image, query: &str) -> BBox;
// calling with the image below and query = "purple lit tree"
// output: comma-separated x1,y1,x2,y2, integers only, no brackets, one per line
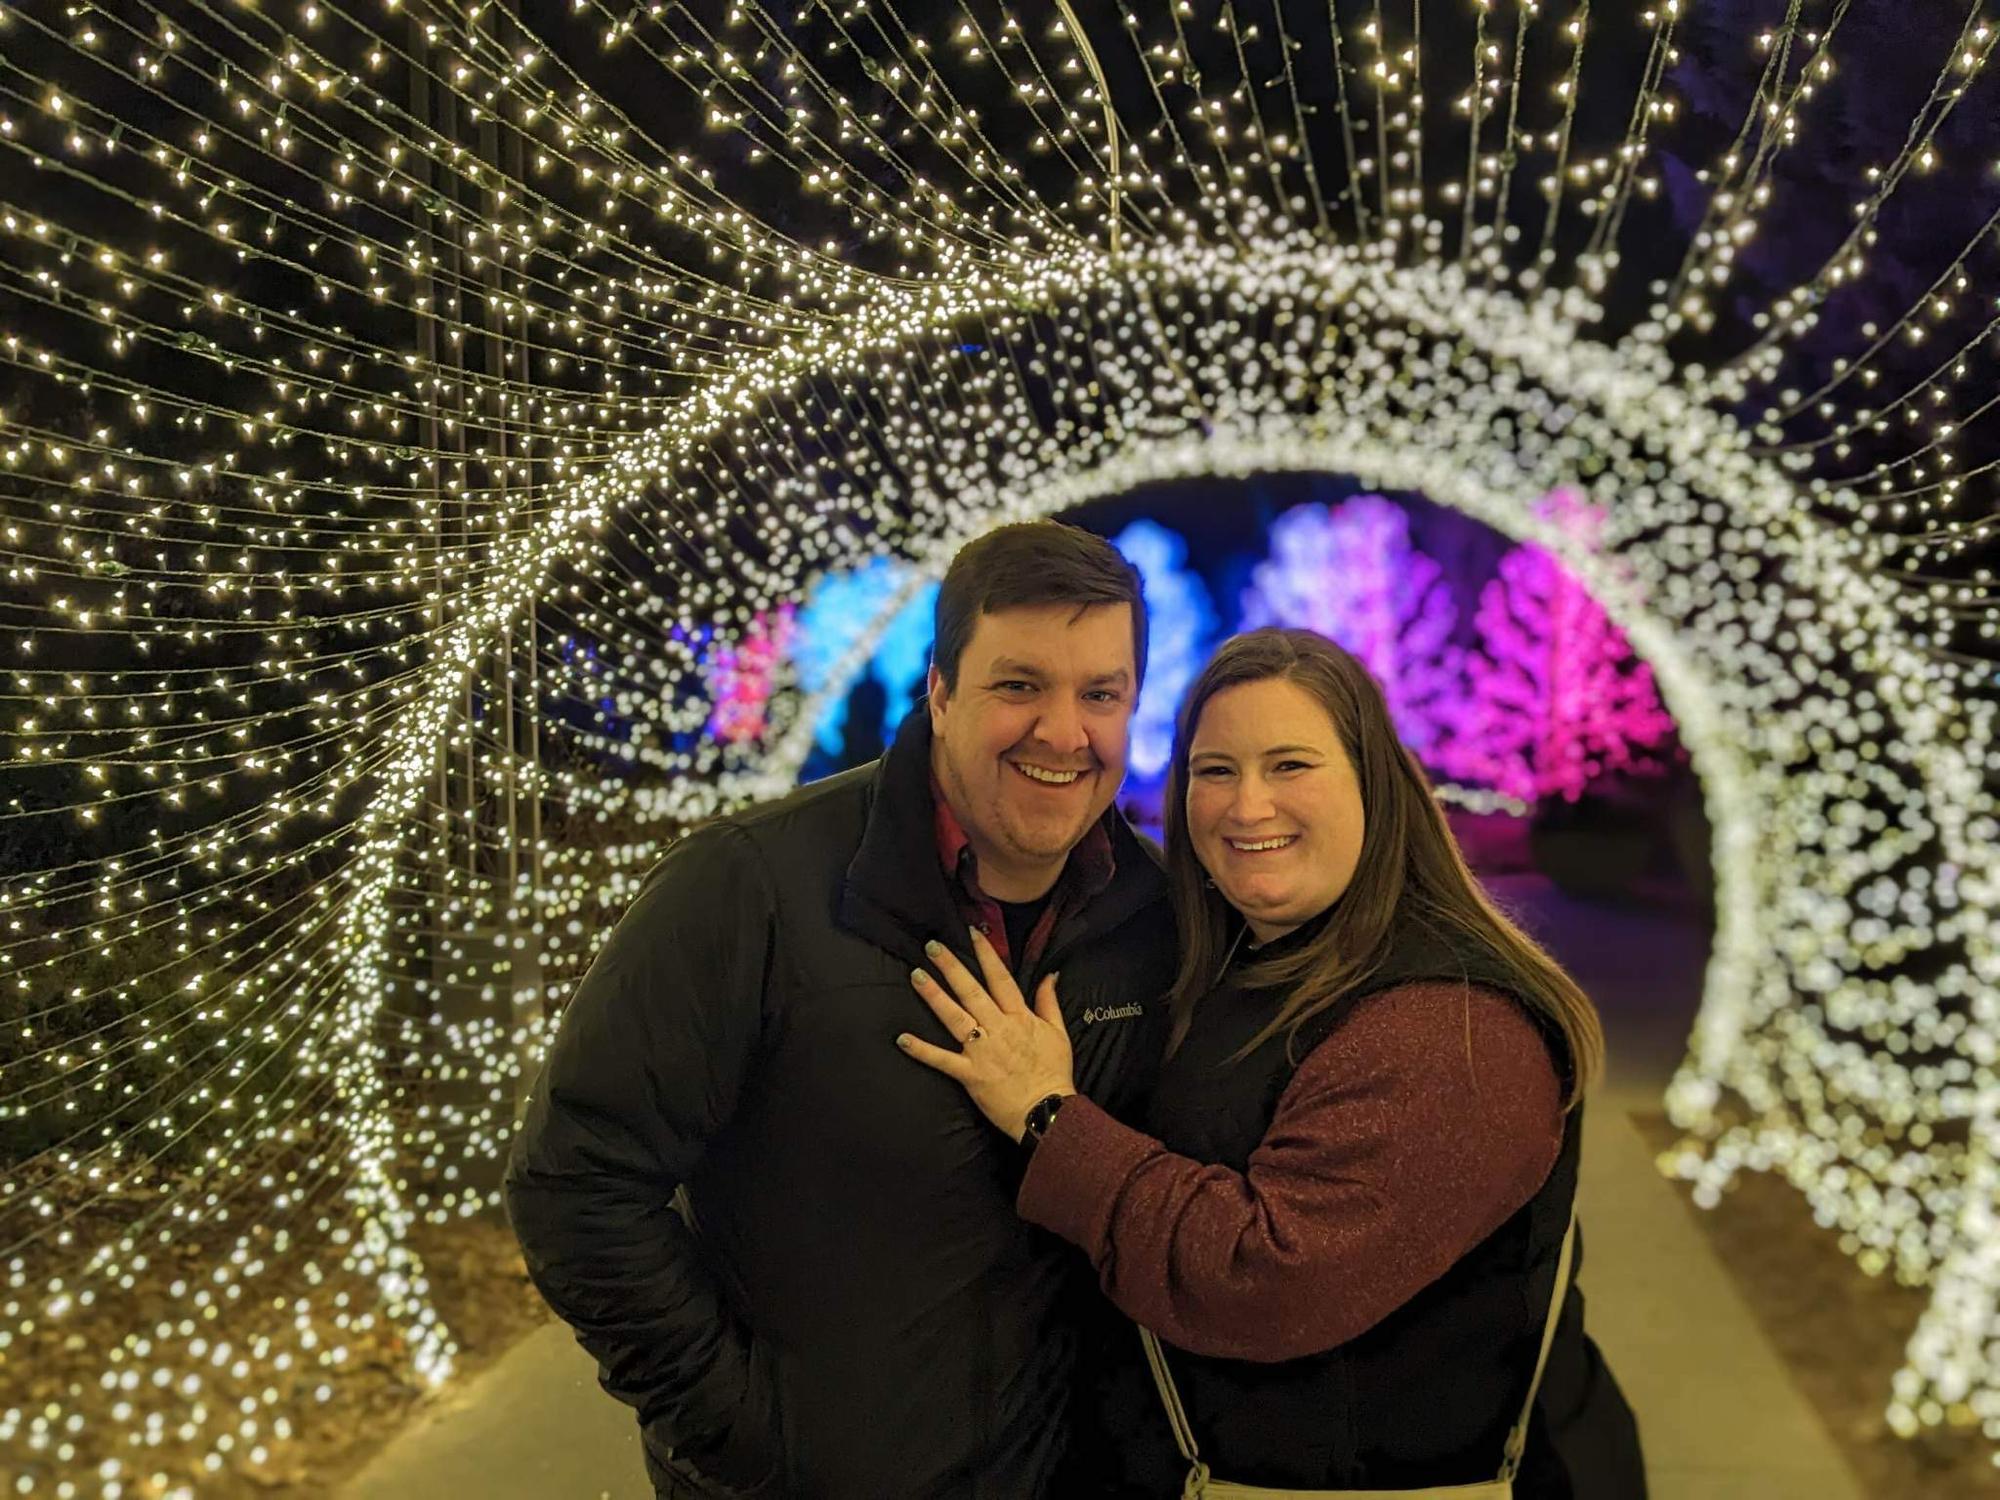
703,605,799,745
1240,496,1463,757
1444,494,1675,802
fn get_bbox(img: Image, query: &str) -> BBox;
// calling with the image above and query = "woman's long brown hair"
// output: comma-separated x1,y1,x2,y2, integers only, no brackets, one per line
1162,628,1604,1107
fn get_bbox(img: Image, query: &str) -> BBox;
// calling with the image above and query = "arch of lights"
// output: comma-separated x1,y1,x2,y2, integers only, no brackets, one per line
0,0,1996,1488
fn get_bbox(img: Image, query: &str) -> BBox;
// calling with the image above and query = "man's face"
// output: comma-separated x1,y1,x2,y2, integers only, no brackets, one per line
929,603,1136,899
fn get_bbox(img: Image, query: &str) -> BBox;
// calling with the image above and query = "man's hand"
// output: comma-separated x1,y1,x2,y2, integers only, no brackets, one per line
897,927,1077,1142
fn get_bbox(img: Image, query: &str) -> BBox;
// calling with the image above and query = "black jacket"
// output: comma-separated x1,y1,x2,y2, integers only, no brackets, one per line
504,710,1176,1499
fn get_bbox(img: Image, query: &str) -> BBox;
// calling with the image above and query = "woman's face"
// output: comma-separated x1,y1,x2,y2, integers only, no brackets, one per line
1185,676,1367,946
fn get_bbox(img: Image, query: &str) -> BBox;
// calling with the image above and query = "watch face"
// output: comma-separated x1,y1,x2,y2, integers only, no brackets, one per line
1027,1094,1067,1139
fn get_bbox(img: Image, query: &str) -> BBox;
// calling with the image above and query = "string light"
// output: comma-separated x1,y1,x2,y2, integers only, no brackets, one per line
1,1,1997,1491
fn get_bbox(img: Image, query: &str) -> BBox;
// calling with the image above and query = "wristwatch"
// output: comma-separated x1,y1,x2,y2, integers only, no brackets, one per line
1020,1092,1073,1154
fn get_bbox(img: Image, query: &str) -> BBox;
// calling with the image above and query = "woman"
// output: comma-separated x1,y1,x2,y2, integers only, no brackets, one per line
897,628,1645,1497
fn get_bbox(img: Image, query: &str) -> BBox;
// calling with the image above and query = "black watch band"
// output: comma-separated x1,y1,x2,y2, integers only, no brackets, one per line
1021,1092,1072,1152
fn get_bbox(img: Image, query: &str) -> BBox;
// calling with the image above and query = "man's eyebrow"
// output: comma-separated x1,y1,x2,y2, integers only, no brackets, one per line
987,658,1048,678
984,661,1131,687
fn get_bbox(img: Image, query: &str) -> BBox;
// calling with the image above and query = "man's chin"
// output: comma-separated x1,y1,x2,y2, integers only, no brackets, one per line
999,810,1105,863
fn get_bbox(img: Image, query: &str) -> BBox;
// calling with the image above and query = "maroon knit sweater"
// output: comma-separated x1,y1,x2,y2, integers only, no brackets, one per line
1017,981,1564,1362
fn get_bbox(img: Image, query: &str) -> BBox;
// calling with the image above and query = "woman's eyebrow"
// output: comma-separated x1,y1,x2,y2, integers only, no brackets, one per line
1192,744,1324,762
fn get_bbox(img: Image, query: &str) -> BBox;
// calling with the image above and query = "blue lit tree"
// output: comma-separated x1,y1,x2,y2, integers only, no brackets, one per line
1111,520,1219,784
868,582,942,736
790,558,939,755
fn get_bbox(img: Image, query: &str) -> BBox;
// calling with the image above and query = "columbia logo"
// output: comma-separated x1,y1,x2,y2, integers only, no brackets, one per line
1081,1003,1145,1025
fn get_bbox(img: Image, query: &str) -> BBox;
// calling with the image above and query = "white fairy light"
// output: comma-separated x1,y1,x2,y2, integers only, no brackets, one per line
0,1,1997,1491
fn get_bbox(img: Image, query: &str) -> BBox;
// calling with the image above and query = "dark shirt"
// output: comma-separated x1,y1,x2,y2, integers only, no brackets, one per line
994,894,1054,975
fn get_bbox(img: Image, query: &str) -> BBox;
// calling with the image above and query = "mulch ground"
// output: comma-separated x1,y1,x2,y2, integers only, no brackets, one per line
1631,1112,2000,1497
0,1174,551,1498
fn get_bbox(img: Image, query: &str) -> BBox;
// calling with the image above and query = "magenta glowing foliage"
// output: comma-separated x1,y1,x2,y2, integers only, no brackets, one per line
1443,490,1676,802
1239,495,1462,755
703,604,800,746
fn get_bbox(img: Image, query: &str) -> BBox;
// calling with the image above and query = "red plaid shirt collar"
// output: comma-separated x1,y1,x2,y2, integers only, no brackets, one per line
930,774,1116,973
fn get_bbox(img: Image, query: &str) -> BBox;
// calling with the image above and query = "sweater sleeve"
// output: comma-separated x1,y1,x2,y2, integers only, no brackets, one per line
1015,981,1564,1362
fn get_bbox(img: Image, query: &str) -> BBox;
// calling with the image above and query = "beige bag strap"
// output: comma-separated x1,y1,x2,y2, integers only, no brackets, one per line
1137,1214,1577,1494
1499,1214,1575,1481
1140,1319,1207,1475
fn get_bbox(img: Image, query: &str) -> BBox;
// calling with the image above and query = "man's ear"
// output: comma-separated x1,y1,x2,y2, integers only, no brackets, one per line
926,664,947,725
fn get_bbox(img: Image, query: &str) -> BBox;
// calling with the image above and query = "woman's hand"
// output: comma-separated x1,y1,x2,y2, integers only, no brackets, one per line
897,927,1077,1142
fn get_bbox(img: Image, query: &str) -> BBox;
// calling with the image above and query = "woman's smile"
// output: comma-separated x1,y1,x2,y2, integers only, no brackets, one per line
1224,834,1300,855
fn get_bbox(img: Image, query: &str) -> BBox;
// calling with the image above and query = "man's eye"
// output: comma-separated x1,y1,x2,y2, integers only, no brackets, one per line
994,680,1033,693
1085,690,1124,704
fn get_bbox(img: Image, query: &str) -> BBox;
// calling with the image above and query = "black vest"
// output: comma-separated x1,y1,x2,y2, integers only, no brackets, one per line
1121,913,1644,1498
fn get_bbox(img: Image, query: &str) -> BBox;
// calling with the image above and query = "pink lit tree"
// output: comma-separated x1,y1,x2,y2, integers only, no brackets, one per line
1443,492,1675,802
1240,496,1463,757
703,604,799,745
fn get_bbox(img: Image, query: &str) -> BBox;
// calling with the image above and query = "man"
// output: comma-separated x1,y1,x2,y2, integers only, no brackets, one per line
505,521,1176,1499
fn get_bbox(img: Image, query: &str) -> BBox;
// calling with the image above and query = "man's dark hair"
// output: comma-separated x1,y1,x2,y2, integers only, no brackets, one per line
932,521,1148,692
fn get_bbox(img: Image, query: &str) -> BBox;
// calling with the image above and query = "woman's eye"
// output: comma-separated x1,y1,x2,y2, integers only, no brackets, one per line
1193,765,1231,779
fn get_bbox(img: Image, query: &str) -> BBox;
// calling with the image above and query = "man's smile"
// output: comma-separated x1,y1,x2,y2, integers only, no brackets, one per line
1010,760,1088,787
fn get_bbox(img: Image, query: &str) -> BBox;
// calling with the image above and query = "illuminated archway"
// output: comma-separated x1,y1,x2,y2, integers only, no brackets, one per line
5,4,1997,1484
318,243,1991,1432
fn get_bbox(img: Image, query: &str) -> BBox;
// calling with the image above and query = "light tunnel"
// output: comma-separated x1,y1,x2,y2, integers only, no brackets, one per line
349,245,1990,1402
368,244,1976,1256
4,0,1998,1487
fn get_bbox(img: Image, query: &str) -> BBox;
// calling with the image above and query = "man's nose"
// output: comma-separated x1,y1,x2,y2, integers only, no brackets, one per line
1033,698,1090,756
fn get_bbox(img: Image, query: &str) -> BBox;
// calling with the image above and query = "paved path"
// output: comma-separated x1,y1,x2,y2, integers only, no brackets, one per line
343,878,1862,1499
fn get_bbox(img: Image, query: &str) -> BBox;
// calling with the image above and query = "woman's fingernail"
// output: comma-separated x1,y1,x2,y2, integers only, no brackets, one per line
895,1034,912,1050
910,968,927,987
923,939,942,957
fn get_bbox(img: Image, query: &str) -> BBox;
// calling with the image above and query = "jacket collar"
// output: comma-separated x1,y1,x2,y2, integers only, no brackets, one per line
838,705,1167,974
932,771,1116,919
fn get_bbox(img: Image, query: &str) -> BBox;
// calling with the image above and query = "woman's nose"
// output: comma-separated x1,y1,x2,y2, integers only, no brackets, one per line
1230,778,1276,822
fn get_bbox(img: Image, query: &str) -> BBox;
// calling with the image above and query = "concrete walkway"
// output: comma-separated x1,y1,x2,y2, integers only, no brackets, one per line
342,1320,646,1498
343,879,1862,1499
